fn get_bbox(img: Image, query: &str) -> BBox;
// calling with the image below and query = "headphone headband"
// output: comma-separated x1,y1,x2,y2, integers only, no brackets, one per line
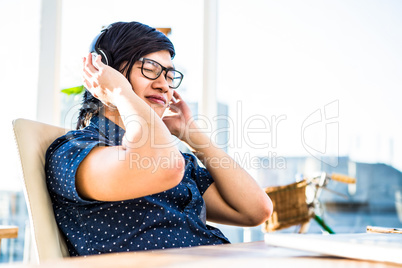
89,24,113,65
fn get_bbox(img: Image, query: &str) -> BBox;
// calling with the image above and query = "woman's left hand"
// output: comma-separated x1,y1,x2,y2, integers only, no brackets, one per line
162,91,195,140
164,91,273,227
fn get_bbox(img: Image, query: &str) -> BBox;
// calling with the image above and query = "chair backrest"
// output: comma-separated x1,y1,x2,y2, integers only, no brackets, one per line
12,118,70,263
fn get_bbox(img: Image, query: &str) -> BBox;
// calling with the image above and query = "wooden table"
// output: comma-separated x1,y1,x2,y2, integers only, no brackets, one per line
0,225,18,251
5,241,401,268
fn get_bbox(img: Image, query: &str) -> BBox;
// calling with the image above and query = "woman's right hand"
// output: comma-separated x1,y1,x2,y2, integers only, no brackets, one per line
82,53,132,108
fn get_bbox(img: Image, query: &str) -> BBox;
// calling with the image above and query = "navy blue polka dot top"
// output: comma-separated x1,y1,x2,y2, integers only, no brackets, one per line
45,115,229,256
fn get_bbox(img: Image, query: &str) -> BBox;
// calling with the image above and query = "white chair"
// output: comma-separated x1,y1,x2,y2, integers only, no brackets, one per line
12,118,70,263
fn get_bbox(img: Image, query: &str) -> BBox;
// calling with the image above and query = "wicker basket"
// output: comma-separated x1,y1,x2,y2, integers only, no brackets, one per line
263,180,312,232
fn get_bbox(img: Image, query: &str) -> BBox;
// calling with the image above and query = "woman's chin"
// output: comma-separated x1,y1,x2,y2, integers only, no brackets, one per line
151,106,166,118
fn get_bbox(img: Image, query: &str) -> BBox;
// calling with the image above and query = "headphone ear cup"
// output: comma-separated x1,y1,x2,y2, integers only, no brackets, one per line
89,25,113,66
97,49,111,65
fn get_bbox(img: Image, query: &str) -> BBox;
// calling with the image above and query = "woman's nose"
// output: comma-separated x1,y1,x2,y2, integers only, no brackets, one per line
153,73,170,93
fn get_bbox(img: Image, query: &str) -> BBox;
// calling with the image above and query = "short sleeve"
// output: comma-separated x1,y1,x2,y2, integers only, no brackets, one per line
183,153,215,196
45,129,112,205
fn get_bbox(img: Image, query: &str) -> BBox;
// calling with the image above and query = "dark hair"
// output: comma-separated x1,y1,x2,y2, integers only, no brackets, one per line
76,21,176,129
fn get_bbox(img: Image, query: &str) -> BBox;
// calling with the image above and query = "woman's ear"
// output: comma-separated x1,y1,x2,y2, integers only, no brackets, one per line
119,61,130,76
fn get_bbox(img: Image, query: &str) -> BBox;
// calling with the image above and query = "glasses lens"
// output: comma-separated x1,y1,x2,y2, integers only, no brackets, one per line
166,70,183,89
142,59,162,79
141,58,183,89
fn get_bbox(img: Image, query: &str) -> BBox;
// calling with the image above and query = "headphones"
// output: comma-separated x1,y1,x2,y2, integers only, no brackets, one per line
89,24,113,66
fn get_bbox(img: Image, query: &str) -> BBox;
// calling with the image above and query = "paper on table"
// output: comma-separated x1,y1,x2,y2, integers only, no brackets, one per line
264,233,402,264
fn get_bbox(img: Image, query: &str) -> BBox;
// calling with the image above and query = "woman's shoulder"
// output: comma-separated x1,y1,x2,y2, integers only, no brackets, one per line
180,152,205,171
45,128,105,160
181,152,197,163
48,128,98,147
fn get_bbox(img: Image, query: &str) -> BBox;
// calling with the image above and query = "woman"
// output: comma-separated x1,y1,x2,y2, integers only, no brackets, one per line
46,21,272,256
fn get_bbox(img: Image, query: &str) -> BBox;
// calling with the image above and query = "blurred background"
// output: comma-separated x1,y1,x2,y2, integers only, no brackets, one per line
1,0,401,263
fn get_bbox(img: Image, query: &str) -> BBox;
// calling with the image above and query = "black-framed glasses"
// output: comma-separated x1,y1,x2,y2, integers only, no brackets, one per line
138,58,184,89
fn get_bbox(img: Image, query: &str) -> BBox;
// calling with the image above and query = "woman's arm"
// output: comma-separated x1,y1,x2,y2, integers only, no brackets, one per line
76,54,185,202
163,92,273,227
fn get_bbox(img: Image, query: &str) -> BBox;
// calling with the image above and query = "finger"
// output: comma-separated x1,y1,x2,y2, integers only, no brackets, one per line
169,97,177,106
82,66,93,80
92,54,104,70
83,78,92,90
172,90,182,100
167,103,182,115
84,52,99,74
82,56,90,78
83,68,99,90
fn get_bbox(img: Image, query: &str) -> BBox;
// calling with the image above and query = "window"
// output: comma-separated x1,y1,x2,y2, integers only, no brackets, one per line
217,0,402,235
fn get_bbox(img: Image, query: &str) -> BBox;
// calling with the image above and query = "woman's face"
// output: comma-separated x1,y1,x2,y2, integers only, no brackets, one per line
128,50,174,118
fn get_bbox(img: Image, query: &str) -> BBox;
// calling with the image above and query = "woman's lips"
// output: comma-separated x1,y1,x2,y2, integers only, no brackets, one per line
146,95,166,105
